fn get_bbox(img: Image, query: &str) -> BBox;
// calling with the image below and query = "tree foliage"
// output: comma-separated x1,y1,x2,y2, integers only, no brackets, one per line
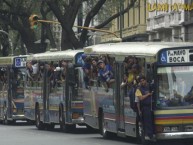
0,0,137,55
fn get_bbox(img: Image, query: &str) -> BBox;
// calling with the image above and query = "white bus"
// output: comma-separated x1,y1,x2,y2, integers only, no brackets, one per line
24,49,85,131
0,56,27,124
82,42,193,144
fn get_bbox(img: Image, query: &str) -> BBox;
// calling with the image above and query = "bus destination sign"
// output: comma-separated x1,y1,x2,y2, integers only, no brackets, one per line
160,49,189,64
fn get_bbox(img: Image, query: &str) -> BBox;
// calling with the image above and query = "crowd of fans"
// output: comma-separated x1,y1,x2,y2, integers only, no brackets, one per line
26,60,68,88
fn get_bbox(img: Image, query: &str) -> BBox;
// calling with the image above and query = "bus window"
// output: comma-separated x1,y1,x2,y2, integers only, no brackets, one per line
13,68,25,99
157,66,193,107
60,60,68,82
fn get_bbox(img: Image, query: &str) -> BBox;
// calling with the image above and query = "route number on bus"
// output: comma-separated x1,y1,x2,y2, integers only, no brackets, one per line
160,49,189,64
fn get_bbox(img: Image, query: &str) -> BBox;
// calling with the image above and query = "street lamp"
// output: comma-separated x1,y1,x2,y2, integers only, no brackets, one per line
0,30,13,55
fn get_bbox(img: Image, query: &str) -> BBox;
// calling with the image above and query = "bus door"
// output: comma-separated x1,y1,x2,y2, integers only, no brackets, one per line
43,64,51,123
115,62,125,134
72,67,84,120
65,64,75,123
7,67,14,119
74,67,84,101
12,68,25,116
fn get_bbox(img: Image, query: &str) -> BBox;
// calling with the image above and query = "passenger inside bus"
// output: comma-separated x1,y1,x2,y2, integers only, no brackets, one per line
26,61,33,81
184,86,193,105
38,61,44,81
91,58,98,80
60,60,68,81
0,68,6,83
97,60,115,92
157,71,193,107
82,54,91,89
0,68,6,91
121,56,143,110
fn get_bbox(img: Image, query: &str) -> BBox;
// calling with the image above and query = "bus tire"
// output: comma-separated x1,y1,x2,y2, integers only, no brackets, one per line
3,113,9,125
35,106,45,130
46,123,55,130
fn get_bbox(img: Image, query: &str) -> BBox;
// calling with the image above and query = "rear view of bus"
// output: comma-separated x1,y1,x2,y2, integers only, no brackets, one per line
24,50,85,131
155,47,193,140
0,56,27,124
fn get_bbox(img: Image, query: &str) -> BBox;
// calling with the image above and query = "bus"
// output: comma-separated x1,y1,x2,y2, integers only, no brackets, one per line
82,42,193,144
0,56,27,124
24,49,85,131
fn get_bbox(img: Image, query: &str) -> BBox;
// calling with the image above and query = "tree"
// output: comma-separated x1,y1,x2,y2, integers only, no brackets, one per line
45,0,137,50
0,0,137,55
0,0,55,55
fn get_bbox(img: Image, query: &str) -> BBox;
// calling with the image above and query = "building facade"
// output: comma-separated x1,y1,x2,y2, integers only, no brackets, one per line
184,0,193,41
147,0,187,42
101,0,148,43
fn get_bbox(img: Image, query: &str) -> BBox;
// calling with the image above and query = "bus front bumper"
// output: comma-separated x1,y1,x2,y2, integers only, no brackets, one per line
72,117,84,124
157,132,193,140
12,114,26,120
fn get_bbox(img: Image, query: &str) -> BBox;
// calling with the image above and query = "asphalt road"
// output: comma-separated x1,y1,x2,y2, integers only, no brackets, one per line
0,122,192,145
0,122,137,145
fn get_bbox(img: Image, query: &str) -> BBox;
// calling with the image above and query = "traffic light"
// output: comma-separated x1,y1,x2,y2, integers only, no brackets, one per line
29,14,39,29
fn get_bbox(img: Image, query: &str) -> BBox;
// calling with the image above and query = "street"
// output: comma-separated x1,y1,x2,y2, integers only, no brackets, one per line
0,122,137,145
0,122,192,145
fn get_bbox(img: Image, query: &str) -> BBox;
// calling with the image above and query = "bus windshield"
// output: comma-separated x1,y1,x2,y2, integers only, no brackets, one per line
157,66,193,108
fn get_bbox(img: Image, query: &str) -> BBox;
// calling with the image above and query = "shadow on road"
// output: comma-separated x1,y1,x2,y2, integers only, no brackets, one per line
0,121,35,126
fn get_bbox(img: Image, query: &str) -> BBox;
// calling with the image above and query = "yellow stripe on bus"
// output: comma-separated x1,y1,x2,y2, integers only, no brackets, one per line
155,119,193,125
154,109,193,115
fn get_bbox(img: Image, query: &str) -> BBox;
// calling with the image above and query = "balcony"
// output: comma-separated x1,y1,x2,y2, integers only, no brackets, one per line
170,12,184,27
147,13,173,32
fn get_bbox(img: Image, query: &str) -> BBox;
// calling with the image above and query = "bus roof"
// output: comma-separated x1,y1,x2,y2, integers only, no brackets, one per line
0,56,14,66
27,49,83,61
84,42,193,57
0,55,27,67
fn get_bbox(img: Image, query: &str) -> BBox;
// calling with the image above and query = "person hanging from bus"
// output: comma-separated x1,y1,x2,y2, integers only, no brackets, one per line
60,60,68,82
82,54,91,89
38,61,44,81
0,68,6,90
97,60,115,92
90,58,98,80
135,75,155,141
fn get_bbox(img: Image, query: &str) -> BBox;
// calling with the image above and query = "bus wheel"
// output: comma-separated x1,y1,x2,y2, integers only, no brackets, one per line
46,123,55,130
35,106,45,130
3,113,9,125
